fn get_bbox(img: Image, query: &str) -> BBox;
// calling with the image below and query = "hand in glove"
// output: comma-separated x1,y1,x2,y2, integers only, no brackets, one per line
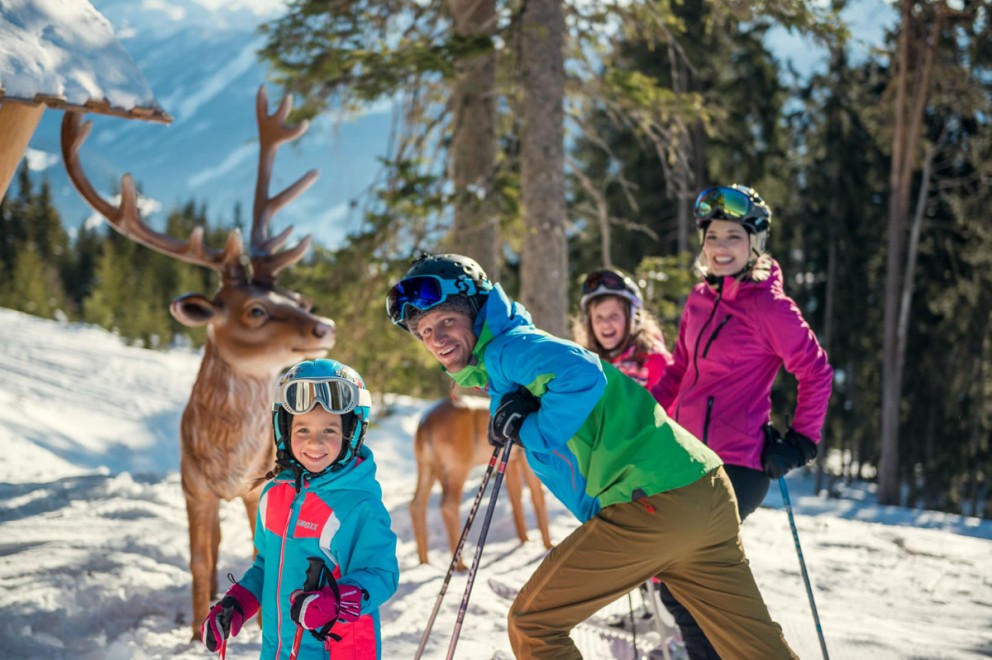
290,583,366,632
762,427,818,479
488,388,541,448
200,583,259,652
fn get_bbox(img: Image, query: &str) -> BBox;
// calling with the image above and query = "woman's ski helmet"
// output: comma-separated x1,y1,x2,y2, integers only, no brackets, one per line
694,184,772,267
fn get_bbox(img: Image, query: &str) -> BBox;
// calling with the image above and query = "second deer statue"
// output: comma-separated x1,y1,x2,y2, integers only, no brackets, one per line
411,395,553,571
61,87,335,640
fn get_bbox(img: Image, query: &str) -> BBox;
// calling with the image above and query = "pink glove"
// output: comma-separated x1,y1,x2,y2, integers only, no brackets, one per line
200,583,259,652
289,583,366,632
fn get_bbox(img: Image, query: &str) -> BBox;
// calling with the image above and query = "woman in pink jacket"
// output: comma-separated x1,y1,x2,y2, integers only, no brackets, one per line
651,184,833,659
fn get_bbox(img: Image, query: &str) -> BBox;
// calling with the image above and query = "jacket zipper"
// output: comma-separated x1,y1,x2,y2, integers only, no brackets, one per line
688,287,723,390
701,315,732,358
275,478,306,658
675,280,723,421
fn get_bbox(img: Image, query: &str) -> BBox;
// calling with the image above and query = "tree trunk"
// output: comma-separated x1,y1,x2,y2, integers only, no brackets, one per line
519,0,567,336
446,0,500,281
879,0,943,505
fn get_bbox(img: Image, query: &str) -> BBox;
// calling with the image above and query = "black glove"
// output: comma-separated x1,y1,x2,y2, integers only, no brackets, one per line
762,427,817,479
488,388,541,447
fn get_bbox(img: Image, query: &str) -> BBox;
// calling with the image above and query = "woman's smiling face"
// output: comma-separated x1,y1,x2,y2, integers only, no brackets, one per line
702,219,751,276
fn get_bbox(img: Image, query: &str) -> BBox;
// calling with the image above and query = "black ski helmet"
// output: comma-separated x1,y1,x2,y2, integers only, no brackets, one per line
386,253,493,331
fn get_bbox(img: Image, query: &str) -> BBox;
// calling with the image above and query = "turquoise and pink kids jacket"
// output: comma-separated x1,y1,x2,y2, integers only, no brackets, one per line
237,444,399,659
651,260,833,471
448,284,722,522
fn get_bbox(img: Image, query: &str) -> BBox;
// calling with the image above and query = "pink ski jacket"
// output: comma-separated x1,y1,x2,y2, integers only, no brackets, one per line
651,260,833,471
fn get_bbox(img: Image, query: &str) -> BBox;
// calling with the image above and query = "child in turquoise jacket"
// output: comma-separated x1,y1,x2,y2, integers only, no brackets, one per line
200,359,399,659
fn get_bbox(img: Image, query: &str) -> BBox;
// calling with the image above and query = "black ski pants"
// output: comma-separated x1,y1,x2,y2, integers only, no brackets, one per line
659,464,771,660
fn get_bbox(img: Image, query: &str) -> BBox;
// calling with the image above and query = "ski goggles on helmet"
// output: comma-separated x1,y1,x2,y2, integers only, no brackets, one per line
580,269,641,311
693,186,761,225
581,270,629,297
277,377,372,416
386,274,484,326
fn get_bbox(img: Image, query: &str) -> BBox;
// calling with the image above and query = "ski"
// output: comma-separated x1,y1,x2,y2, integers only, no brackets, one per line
487,578,665,659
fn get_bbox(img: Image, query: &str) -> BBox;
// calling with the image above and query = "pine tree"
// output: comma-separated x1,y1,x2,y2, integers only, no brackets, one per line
83,238,129,331
7,243,64,318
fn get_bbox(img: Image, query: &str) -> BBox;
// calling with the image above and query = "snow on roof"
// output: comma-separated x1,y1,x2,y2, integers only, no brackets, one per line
0,0,171,123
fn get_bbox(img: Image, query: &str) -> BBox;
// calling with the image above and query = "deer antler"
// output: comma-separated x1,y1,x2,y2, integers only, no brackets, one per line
61,111,248,284
250,86,319,286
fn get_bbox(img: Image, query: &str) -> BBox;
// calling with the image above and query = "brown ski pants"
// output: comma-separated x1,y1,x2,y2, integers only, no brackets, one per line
507,467,796,659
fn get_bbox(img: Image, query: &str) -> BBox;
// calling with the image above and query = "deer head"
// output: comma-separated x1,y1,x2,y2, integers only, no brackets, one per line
61,86,335,375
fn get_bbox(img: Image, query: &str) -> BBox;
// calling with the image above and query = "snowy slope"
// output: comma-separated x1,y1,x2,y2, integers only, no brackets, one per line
0,306,990,659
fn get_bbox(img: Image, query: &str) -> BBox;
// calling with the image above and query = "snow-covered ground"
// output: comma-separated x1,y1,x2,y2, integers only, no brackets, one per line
0,307,990,659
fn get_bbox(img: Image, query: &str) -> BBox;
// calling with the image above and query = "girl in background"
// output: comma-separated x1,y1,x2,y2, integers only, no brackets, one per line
573,268,672,390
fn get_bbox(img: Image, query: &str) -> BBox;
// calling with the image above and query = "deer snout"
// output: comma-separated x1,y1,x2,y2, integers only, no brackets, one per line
314,319,336,341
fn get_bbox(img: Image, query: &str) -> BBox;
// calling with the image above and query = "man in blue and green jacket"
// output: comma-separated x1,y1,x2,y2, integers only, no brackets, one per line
387,253,796,659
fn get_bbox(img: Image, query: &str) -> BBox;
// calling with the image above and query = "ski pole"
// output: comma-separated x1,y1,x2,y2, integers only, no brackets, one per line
643,580,672,660
218,638,226,660
290,557,331,660
414,445,502,660
446,438,515,660
779,477,829,660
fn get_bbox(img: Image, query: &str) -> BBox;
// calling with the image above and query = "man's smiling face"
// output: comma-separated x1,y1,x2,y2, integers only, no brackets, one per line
413,308,478,372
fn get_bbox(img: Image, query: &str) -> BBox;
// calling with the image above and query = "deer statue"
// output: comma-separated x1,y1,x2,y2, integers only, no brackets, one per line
61,86,335,640
411,395,553,571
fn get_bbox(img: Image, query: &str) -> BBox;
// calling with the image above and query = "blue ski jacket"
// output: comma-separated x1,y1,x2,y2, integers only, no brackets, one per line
238,444,399,659
448,284,722,522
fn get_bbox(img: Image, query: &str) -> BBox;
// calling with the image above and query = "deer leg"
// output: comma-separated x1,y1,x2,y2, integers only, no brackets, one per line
186,490,221,641
523,461,553,549
440,466,470,572
410,458,437,565
504,460,529,544
209,510,221,600
242,492,263,629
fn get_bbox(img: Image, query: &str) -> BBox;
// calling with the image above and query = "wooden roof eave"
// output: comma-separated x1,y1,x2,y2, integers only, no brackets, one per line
0,92,172,125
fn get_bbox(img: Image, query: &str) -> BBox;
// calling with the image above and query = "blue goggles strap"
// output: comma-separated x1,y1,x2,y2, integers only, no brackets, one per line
386,274,485,325
278,378,372,415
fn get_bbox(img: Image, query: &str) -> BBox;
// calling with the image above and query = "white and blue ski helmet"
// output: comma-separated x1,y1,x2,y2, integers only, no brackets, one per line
272,358,372,470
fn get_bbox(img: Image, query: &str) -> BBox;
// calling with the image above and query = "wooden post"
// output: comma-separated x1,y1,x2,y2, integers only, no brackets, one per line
0,101,45,200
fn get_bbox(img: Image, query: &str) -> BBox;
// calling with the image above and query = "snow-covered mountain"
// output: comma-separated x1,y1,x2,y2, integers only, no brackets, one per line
25,0,392,249
1,306,991,659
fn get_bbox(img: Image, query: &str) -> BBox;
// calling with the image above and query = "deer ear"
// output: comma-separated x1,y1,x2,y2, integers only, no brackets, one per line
170,293,218,327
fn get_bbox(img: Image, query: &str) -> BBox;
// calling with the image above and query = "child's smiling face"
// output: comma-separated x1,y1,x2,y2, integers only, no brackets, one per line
290,406,344,473
589,296,629,351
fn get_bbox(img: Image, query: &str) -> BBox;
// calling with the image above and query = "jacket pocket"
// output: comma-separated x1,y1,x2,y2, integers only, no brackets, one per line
702,396,714,444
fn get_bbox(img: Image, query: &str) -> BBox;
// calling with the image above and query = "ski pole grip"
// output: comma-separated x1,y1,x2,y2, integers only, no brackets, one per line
304,556,326,591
